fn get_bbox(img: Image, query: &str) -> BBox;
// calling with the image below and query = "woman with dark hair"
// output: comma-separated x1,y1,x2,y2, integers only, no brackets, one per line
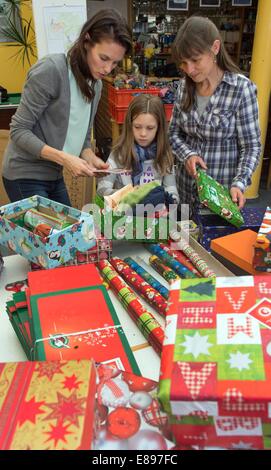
169,15,261,216
2,9,132,205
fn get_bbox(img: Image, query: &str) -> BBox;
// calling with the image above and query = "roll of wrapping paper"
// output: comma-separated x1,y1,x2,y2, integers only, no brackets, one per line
149,255,180,284
110,257,168,316
169,233,216,278
147,244,197,279
97,260,164,354
124,256,169,299
159,243,202,277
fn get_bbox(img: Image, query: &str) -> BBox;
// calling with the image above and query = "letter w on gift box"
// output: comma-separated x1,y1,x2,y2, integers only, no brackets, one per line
246,298,271,329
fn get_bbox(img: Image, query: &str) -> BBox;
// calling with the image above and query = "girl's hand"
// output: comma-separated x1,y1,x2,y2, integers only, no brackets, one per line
185,155,207,178
230,187,246,209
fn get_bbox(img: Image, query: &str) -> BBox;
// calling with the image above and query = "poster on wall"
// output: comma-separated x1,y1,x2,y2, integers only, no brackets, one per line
32,0,87,59
232,0,252,5
200,0,221,6
167,0,189,11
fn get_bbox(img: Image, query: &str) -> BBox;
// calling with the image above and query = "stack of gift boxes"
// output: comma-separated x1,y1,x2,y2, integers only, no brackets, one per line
159,275,271,450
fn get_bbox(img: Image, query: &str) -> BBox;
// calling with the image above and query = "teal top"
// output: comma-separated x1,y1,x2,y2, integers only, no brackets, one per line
62,66,91,156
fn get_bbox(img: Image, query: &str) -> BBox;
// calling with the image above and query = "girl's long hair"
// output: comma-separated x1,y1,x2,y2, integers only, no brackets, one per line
172,16,240,111
112,94,174,175
68,9,132,102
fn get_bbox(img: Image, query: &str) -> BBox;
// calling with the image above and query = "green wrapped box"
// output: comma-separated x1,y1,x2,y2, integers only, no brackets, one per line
92,193,175,242
196,169,244,228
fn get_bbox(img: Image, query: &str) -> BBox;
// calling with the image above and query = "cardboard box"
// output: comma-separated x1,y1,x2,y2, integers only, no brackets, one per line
158,275,271,449
253,207,271,273
93,193,175,242
175,228,235,277
210,229,271,276
0,195,95,268
197,207,265,252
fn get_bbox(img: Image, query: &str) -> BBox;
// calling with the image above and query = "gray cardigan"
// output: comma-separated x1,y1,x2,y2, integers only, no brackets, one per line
2,53,102,180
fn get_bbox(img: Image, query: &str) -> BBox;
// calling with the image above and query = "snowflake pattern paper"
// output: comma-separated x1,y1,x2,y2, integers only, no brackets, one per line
159,275,271,450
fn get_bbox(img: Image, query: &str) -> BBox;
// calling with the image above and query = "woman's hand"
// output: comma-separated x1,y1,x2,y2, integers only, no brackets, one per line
62,154,95,177
41,144,109,177
81,148,109,177
230,187,246,209
185,155,207,178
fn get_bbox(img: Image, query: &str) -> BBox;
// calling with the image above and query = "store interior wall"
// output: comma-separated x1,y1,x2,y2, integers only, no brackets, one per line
87,0,128,20
0,1,36,93
0,0,128,94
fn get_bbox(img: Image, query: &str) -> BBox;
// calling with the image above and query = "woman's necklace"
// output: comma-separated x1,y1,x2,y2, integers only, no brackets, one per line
197,70,224,97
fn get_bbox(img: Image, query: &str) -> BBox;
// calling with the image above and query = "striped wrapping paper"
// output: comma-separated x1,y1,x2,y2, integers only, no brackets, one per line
146,244,197,279
159,243,202,277
170,233,216,278
149,255,180,284
124,256,169,299
97,260,164,355
110,257,168,317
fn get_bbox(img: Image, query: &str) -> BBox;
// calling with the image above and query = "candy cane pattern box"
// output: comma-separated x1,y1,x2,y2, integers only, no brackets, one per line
158,276,271,450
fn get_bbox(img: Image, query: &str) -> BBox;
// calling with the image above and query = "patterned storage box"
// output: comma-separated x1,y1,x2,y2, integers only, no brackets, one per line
0,195,95,268
159,275,271,449
30,236,112,270
253,207,271,272
197,207,266,252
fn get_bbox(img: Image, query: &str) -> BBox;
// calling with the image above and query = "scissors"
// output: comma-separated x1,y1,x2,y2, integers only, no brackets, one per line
5,279,27,293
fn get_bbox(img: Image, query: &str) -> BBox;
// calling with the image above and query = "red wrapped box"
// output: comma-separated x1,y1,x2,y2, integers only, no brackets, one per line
159,275,271,450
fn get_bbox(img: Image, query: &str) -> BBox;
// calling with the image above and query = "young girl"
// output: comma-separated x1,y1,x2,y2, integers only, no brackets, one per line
97,94,179,204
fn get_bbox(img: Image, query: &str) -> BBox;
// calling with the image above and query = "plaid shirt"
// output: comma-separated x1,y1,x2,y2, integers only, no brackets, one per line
168,71,261,210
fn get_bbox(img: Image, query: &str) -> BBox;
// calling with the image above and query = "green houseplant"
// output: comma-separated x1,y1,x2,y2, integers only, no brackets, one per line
0,0,36,67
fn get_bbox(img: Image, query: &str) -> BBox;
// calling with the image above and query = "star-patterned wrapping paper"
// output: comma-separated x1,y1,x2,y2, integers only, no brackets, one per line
158,275,271,450
0,359,96,450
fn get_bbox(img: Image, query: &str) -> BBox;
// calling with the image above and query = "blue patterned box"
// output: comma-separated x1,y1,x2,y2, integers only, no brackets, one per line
197,207,266,252
0,195,95,268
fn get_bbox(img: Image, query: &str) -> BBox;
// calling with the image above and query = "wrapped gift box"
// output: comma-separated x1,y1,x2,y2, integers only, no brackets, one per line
93,193,175,242
253,207,271,273
197,207,265,252
196,169,244,228
0,359,96,450
0,195,95,268
159,275,271,449
211,229,271,276
93,364,175,450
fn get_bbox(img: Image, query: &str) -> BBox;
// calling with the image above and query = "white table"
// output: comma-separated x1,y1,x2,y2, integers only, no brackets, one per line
0,243,165,381
0,238,233,382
